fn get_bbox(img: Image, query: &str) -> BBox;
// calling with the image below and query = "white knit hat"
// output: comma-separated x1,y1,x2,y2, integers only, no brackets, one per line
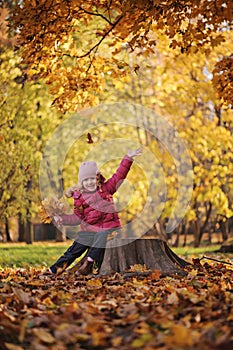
78,161,99,184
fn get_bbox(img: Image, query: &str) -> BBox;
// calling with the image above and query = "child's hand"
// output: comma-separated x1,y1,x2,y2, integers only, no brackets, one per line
53,214,63,227
127,148,142,158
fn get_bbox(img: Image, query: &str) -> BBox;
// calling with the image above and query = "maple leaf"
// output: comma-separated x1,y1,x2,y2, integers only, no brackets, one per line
38,205,52,224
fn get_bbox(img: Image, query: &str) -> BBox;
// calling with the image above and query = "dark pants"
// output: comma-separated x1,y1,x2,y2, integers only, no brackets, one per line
50,230,110,273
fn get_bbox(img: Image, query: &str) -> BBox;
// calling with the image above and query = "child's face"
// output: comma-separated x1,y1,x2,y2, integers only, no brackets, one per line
82,177,97,192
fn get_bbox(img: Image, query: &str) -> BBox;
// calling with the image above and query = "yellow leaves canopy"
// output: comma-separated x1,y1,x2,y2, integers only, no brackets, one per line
9,0,233,111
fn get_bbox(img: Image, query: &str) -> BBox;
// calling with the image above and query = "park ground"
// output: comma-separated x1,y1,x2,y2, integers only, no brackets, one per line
0,241,232,350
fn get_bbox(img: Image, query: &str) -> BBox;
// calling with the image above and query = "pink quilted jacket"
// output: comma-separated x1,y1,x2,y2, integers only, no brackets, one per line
61,155,134,232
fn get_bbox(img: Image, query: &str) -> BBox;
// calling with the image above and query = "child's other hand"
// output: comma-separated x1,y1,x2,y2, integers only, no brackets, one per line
127,148,142,158
53,214,63,227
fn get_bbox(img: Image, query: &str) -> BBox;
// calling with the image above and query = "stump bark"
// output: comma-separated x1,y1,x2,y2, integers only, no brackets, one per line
216,243,233,253
99,238,190,276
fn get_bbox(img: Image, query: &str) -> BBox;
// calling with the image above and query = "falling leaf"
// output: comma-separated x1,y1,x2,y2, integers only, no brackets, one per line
87,132,93,144
133,64,140,74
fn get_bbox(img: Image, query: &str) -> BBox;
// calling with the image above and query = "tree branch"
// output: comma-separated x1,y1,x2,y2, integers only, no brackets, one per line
200,255,233,266
62,14,123,59
78,6,114,25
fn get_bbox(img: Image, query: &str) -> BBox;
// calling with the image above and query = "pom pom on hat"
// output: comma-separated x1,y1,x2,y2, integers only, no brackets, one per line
78,161,99,184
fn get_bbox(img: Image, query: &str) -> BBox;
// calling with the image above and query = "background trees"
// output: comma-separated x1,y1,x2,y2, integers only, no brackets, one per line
0,44,66,241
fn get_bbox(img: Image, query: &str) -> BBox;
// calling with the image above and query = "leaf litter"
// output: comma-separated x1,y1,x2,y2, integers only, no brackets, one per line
0,258,232,350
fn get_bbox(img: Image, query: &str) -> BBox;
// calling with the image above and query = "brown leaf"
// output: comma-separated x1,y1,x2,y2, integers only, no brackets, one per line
167,292,179,304
4,344,24,350
32,328,55,344
12,287,30,304
150,269,162,280
87,132,94,144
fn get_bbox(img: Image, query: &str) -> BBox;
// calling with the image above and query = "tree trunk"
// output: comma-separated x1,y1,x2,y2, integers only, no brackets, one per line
56,227,66,242
217,244,233,253
25,220,33,244
219,219,229,242
193,220,200,247
18,214,25,242
99,238,190,277
5,219,12,242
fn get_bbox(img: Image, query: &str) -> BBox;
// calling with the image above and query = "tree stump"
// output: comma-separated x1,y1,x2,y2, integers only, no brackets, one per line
99,238,190,277
216,243,233,253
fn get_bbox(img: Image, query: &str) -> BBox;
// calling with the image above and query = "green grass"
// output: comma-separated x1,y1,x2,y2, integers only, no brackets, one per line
0,241,224,268
173,244,233,265
0,241,71,268
173,244,221,257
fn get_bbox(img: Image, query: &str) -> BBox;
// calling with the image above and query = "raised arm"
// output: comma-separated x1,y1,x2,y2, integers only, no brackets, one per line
105,148,142,195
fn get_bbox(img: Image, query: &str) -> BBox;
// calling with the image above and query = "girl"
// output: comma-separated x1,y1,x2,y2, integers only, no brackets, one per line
48,148,141,276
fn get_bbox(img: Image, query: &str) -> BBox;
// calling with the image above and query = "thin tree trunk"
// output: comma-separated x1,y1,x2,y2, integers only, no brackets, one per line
25,219,33,244
173,229,180,247
5,218,12,242
183,224,188,247
56,227,66,242
18,214,25,242
220,219,229,242
194,219,200,247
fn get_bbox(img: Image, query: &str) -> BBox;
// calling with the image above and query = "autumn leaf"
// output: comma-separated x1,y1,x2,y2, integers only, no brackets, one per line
150,269,162,280
86,278,103,290
12,287,30,304
164,324,195,347
4,344,24,350
129,264,150,272
38,205,52,224
87,132,94,144
32,328,56,344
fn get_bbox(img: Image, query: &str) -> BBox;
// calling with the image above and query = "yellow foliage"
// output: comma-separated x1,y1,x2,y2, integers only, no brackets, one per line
8,0,233,111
